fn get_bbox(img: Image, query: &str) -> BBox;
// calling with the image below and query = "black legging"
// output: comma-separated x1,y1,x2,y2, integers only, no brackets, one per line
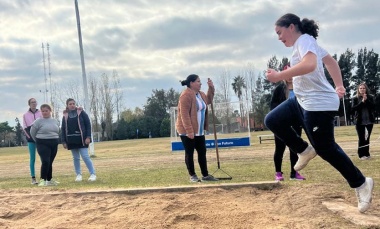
355,124,373,158
273,125,302,177
36,138,59,181
180,135,209,177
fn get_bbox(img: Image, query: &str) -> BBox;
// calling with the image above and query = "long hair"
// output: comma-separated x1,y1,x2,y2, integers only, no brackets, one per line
275,13,319,39
356,83,371,98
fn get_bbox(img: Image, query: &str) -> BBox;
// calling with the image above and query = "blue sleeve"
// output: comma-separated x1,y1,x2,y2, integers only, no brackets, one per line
82,111,92,138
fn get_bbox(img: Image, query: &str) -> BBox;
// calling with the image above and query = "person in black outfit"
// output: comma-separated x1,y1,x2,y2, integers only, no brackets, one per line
351,82,376,160
270,65,305,181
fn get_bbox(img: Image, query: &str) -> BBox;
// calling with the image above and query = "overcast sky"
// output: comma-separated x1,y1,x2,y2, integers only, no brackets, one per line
1,0,379,127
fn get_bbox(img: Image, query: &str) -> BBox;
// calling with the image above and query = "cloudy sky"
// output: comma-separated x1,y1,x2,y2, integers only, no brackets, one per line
1,0,379,127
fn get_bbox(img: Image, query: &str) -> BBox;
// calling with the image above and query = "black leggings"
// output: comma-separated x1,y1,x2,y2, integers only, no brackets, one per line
36,138,59,181
273,125,302,177
355,124,373,158
180,135,209,177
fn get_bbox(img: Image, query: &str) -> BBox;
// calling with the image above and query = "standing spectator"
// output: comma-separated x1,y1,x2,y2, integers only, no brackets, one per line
270,66,305,181
265,13,373,213
30,104,60,186
176,74,218,182
61,98,96,182
23,98,42,185
351,83,376,160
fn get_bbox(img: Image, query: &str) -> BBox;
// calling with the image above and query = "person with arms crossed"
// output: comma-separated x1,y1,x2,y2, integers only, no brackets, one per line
265,13,373,213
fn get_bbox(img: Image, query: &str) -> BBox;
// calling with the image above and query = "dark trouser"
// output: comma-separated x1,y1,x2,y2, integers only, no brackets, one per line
36,138,59,181
355,124,373,158
265,97,365,188
274,125,301,177
180,135,209,177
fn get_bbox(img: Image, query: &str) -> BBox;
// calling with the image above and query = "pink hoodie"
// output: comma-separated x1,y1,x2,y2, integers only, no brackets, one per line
23,109,42,139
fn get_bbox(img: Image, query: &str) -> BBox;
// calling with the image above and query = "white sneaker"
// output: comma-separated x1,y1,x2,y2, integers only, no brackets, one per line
88,174,96,182
38,180,46,187
294,145,317,171
75,174,83,182
46,180,58,186
355,177,374,213
31,177,38,185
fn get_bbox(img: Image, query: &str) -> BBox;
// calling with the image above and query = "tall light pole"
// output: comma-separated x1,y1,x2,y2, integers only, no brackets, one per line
74,0,95,155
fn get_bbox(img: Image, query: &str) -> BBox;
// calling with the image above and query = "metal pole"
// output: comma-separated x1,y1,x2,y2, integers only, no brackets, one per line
342,97,348,126
74,0,95,155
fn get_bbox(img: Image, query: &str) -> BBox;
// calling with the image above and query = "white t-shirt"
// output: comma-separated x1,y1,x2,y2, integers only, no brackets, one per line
291,34,339,111
195,93,206,136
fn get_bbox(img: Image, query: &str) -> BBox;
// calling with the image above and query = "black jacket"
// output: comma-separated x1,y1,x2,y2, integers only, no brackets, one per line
270,83,287,110
351,94,375,124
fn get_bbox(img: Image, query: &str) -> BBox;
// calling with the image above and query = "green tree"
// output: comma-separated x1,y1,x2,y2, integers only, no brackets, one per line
354,48,380,96
115,118,128,140
144,88,180,121
232,75,246,102
265,56,288,93
338,50,356,97
0,122,13,147
159,117,171,137
14,118,23,146
143,88,180,137
252,74,269,128
232,75,247,130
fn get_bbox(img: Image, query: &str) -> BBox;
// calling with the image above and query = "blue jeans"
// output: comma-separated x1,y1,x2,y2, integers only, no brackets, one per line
265,97,365,188
71,148,95,175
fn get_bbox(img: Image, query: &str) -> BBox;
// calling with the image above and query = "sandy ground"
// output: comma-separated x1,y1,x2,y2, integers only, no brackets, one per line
0,182,379,229
1,128,379,229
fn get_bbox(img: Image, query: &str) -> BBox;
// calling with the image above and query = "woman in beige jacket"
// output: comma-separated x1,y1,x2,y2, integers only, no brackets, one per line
176,74,218,182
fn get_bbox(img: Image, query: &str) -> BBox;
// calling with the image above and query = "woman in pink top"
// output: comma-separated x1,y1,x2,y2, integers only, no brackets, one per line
22,98,42,185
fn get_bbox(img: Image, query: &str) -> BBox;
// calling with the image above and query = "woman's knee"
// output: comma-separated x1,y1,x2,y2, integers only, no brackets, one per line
264,112,277,130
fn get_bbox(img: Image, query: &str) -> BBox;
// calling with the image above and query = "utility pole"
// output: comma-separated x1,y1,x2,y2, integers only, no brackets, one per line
41,43,48,103
74,0,95,156
47,43,52,104
47,43,55,118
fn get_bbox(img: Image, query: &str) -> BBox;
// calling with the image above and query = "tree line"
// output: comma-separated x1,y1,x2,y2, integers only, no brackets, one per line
1,47,379,146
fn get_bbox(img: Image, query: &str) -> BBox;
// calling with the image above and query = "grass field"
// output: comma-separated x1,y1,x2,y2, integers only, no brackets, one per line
0,124,379,194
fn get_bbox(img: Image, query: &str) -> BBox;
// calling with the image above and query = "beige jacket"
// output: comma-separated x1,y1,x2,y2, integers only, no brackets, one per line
176,86,214,135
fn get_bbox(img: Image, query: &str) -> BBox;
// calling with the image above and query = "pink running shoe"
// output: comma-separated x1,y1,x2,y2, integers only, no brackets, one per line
290,172,306,180
275,172,284,181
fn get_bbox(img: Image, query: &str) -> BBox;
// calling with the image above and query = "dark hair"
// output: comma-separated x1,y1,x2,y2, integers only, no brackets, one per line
66,98,76,111
28,98,36,105
40,104,52,111
66,98,75,106
180,74,199,88
275,13,319,39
